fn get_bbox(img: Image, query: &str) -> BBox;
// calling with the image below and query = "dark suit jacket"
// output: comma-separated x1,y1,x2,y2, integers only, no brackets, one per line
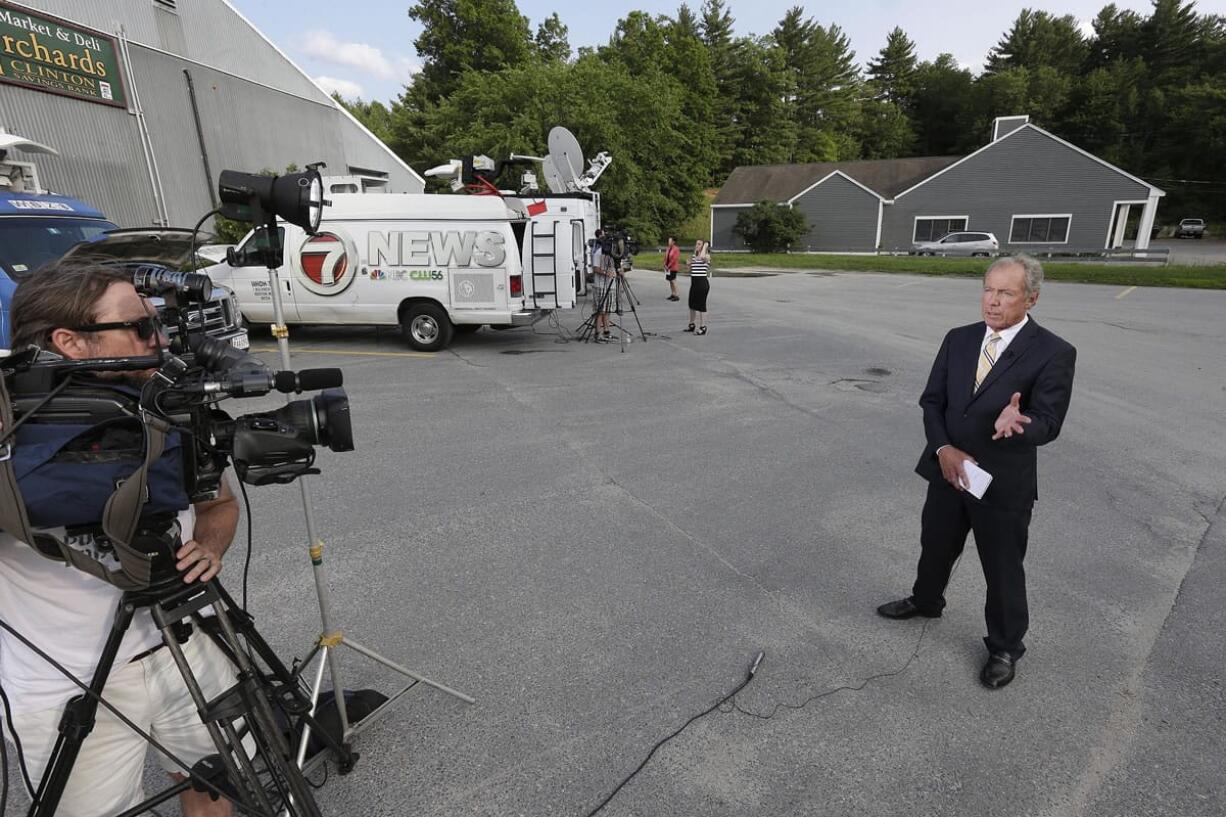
915,317,1076,509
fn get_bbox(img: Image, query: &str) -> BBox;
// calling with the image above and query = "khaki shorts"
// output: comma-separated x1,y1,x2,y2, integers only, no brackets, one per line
10,630,238,817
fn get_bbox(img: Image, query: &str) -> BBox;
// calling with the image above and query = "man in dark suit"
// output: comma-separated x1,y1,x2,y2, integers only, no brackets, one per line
878,255,1076,689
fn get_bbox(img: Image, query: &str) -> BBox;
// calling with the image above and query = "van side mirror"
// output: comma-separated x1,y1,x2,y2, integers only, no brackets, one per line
226,246,240,267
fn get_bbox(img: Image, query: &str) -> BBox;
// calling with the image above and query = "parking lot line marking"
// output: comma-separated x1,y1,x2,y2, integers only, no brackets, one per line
1115,286,1137,300
250,346,434,359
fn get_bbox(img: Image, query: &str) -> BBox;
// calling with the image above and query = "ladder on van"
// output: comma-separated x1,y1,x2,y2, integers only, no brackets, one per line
528,221,560,309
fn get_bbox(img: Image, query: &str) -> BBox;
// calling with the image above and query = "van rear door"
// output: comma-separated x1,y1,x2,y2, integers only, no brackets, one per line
522,214,577,310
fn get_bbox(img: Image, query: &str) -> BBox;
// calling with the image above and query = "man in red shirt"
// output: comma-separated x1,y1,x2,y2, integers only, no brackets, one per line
664,237,680,301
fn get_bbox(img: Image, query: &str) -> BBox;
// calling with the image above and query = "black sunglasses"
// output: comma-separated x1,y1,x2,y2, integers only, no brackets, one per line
73,315,163,341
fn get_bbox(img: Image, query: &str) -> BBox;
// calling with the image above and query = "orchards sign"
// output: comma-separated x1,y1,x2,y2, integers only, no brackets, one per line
0,2,125,107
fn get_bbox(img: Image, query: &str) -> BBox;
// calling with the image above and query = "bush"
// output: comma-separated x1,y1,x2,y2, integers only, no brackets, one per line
732,201,808,253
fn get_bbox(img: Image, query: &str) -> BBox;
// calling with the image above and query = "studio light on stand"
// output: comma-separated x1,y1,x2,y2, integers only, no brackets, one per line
216,165,474,775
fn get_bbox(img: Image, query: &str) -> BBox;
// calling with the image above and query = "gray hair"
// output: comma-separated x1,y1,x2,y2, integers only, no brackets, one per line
986,254,1043,296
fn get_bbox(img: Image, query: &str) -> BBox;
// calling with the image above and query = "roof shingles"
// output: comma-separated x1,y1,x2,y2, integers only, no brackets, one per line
714,156,964,204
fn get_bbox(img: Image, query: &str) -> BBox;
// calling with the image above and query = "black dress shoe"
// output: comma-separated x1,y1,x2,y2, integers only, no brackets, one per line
876,598,942,620
980,652,1016,689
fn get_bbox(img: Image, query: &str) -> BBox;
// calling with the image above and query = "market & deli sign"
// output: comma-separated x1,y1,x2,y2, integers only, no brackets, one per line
0,2,125,107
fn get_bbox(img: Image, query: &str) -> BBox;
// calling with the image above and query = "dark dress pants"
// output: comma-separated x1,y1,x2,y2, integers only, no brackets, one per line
911,479,1033,659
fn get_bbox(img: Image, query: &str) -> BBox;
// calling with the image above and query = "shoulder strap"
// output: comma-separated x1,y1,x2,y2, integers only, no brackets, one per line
0,375,36,546
0,376,172,590
101,413,172,588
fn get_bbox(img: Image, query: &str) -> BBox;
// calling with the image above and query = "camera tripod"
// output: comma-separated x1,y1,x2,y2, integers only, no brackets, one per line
577,261,647,350
23,577,345,817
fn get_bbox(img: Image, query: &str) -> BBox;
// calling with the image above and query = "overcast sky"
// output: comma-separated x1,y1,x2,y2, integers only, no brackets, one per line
228,0,1217,103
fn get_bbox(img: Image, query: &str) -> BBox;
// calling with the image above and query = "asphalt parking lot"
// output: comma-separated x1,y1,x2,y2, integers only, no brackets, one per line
1149,238,1226,265
9,268,1224,816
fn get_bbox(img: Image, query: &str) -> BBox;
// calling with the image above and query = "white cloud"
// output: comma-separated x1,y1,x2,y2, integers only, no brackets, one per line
301,30,418,82
313,75,365,99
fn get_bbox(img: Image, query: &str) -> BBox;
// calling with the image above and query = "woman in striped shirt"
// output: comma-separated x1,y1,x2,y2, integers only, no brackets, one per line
685,240,711,335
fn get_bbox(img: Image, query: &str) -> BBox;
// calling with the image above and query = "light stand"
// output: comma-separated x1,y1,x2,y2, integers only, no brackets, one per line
218,168,474,776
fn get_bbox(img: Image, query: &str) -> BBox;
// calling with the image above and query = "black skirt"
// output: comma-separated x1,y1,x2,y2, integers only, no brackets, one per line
688,276,709,312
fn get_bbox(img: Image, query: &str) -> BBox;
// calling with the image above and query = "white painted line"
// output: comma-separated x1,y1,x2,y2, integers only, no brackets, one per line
1115,286,1137,300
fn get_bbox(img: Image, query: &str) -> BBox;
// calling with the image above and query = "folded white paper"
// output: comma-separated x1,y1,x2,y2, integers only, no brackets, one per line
962,461,993,500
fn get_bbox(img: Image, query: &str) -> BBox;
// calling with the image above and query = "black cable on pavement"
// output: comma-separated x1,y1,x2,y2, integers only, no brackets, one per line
583,651,764,816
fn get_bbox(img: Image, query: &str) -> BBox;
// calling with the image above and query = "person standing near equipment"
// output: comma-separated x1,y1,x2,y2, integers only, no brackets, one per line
0,264,240,817
664,237,680,301
876,255,1076,690
591,229,614,340
685,240,711,336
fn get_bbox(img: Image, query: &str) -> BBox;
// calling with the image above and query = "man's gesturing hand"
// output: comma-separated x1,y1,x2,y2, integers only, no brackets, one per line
993,392,1032,440
176,539,223,583
937,445,976,491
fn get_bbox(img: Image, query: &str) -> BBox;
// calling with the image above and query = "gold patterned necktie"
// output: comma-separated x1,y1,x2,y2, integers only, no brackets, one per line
975,332,1002,392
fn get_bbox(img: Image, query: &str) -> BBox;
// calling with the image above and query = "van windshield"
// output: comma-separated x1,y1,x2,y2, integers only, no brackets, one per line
0,217,118,279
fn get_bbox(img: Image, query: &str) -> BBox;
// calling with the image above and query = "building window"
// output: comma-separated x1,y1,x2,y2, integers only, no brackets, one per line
1010,215,1071,244
914,217,968,242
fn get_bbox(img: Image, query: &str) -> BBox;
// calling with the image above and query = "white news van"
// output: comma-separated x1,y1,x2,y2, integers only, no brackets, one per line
208,192,594,351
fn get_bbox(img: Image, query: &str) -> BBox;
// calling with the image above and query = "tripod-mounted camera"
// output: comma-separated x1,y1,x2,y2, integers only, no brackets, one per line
0,170,355,817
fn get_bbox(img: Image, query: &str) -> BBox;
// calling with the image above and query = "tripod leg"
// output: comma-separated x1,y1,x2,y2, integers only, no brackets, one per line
150,602,278,815
27,599,136,817
206,594,324,817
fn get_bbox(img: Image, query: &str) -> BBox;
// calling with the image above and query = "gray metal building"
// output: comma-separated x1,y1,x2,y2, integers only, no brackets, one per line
711,117,1164,254
0,0,423,230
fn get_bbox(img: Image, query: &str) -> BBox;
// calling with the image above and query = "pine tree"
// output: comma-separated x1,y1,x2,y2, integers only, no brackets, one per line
535,13,570,63
867,27,918,105
985,10,1087,77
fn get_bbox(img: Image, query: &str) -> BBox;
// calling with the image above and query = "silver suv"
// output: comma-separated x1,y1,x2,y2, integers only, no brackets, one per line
913,231,999,257
1175,218,1205,239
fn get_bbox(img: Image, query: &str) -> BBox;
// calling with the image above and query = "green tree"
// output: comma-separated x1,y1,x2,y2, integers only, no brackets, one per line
985,10,1088,76
733,201,807,252
407,0,534,104
729,37,796,166
798,22,862,160
699,0,742,180
674,3,699,39
406,55,706,241
336,95,395,144
909,54,975,155
1087,5,1146,67
769,9,861,162
867,27,918,104
535,13,570,62
856,98,915,159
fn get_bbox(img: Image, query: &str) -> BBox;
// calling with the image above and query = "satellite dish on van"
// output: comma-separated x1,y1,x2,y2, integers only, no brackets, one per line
541,159,566,195
0,133,59,156
547,127,585,191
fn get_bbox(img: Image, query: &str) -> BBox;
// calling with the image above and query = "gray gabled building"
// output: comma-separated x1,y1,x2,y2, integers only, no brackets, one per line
0,0,424,229
711,116,1164,254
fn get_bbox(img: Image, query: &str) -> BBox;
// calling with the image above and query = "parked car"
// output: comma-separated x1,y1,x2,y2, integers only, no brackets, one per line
1175,218,1206,239
58,228,248,351
912,231,999,257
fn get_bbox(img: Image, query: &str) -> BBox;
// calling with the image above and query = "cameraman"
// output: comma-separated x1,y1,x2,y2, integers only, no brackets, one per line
591,229,614,340
0,263,239,817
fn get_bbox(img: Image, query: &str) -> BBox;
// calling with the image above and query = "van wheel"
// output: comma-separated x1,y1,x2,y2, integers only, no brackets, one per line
401,303,453,352
454,323,482,334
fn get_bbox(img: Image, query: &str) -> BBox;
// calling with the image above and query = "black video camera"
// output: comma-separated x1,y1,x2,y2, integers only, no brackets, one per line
2,266,352,503
597,227,640,274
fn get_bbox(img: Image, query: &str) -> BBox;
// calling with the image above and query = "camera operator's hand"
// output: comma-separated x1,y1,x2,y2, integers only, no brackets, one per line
177,477,239,583
176,538,223,583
